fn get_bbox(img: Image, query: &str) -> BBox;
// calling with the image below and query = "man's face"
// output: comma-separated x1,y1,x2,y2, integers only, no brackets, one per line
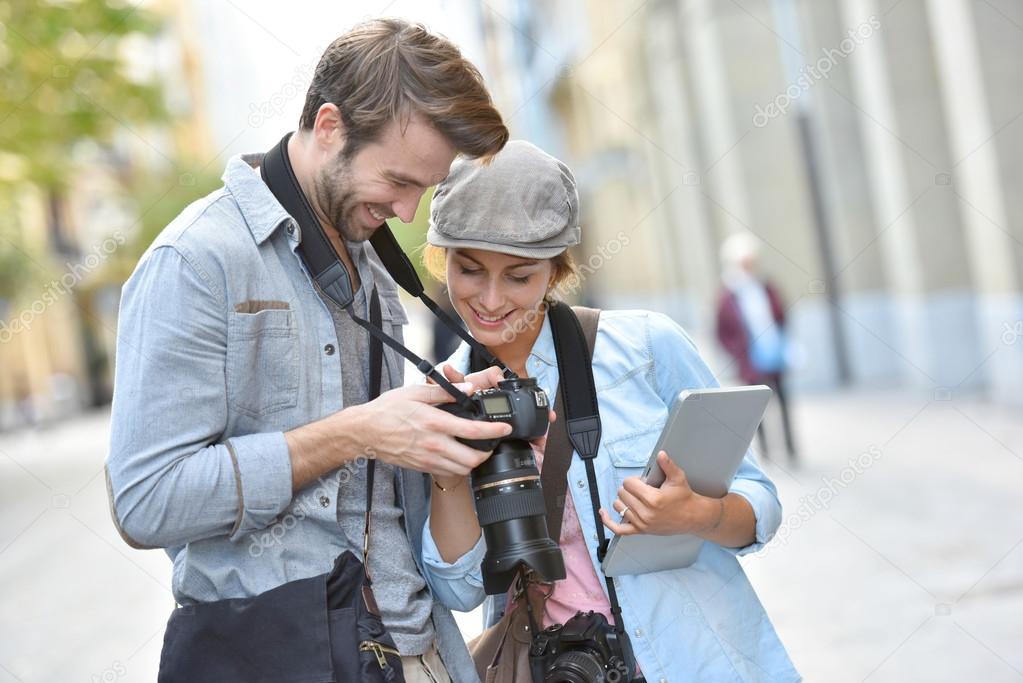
313,114,457,243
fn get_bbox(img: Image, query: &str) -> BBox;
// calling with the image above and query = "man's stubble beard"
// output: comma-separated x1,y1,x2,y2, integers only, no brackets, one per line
313,153,369,243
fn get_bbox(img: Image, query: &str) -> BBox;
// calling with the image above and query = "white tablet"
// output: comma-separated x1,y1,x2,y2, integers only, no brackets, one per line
600,385,772,577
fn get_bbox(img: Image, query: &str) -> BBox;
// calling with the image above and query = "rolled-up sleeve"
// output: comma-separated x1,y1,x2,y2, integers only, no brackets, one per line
420,516,487,612
106,245,293,549
726,453,783,555
646,311,783,556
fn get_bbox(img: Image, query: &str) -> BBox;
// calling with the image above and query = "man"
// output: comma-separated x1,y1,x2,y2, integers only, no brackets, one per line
106,18,510,682
715,232,798,462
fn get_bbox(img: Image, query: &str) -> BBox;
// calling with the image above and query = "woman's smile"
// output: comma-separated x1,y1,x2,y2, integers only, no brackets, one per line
468,304,514,328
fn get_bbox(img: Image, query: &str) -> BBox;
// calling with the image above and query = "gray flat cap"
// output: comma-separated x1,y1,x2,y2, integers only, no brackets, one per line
428,140,580,259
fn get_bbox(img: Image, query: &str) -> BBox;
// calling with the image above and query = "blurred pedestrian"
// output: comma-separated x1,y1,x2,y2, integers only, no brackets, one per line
716,233,798,462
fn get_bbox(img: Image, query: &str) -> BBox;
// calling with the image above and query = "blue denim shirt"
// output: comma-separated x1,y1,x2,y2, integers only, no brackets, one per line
422,310,801,682
105,154,483,683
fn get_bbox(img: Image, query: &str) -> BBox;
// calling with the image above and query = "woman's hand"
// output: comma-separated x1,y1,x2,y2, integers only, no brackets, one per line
599,451,723,537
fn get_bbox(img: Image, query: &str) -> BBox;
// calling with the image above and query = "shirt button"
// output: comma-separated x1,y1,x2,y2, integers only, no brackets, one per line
319,496,330,507
576,480,585,488
660,679,668,683
286,223,295,235
634,628,643,638
324,344,335,356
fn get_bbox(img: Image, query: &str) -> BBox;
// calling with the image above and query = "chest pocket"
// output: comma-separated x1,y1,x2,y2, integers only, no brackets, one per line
376,289,408,387
601,425,662,488
226,307,299,417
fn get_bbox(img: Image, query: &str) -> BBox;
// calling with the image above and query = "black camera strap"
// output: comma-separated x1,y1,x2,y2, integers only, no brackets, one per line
259,132,478,412
546,302,628,640
258,132,512,384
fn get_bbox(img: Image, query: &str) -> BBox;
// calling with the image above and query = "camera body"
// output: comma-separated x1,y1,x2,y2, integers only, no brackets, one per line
437,377,549,449
529,611,639,683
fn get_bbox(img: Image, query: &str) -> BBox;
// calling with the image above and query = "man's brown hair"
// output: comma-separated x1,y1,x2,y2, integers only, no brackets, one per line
300,18,508,161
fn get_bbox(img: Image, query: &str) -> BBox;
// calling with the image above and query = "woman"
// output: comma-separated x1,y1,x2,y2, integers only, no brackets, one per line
418,141,799,682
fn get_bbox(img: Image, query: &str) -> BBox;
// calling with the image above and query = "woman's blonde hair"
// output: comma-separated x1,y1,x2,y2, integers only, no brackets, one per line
421,244,577,298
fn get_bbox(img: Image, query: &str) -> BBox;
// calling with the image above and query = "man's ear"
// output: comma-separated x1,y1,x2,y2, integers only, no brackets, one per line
312,103,347,151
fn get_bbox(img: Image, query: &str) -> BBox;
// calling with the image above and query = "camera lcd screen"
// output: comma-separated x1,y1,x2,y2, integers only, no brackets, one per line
482,395,512,415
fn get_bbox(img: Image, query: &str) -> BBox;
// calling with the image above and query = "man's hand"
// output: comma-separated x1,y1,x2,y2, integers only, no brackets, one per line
285,375,513,490
351,381,512,477
599,451,721,537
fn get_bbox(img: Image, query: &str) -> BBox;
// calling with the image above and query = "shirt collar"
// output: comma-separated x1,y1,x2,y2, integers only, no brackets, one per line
527,312,557,369
222,153,292,245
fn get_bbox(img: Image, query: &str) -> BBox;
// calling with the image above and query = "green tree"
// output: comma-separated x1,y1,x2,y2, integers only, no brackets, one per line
0,0,166,192
0,0,170,406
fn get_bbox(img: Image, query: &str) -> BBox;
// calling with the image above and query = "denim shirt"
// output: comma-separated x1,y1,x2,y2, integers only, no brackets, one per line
421,310,801,682
105,154,483,683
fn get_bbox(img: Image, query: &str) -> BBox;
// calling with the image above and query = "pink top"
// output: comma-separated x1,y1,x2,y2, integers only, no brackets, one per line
505,441,614,628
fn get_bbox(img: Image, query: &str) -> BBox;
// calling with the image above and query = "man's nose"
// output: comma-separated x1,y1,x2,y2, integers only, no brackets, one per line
391,189,423,223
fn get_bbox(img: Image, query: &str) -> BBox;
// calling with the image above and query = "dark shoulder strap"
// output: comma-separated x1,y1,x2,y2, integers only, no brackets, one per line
362,287,383,573
542,304,600,542
546,302,629,637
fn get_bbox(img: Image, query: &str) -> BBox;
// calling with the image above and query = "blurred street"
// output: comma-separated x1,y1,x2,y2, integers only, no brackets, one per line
1,389,1020,682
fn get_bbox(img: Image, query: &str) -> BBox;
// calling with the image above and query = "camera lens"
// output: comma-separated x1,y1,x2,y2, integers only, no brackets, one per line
472,438,566,594
546,650,607,683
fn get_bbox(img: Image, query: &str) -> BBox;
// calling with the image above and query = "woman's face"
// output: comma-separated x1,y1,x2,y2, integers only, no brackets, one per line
445,248,555,348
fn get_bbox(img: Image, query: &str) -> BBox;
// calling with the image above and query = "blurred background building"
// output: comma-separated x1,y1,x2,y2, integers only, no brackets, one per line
4,0,1021,432
458,0,1023,405
0,0,217,428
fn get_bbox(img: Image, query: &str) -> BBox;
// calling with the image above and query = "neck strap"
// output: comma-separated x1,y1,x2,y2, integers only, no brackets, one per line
259,132,474,411
260,132,512,379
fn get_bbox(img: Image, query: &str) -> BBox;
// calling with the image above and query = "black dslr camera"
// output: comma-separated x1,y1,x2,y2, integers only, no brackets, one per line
438,378,567,595
529,611,640,683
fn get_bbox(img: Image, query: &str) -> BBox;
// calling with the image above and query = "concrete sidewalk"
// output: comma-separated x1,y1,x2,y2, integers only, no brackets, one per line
0,389,1020,682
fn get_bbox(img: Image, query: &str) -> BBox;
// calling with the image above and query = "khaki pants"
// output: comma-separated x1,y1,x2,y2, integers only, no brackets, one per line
400,642,452,683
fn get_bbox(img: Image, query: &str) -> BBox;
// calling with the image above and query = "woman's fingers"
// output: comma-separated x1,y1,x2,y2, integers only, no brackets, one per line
600,508,636,536
616,488,649,527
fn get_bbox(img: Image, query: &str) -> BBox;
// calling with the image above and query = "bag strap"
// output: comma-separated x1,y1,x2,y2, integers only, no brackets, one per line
546,302,628,640
362,287,384,576
542,303,600,543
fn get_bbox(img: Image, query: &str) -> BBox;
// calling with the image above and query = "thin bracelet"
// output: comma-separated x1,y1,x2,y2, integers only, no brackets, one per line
709,497,726,531
434,476,467,492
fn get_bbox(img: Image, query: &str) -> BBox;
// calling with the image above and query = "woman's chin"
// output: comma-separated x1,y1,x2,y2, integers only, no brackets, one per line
466,325,511,348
